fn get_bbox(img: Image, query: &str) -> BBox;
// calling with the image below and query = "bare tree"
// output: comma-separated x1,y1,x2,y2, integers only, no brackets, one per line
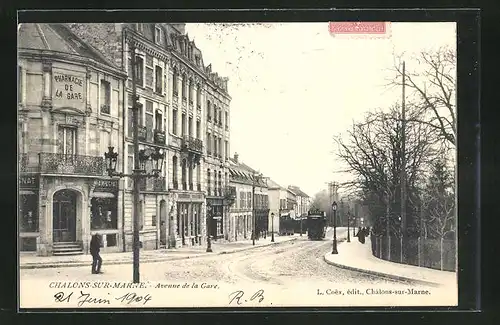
334,104,438,237
386,47,456,146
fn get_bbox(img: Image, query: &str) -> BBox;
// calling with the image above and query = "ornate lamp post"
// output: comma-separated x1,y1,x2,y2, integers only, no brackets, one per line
104,145,164,283
331,201,338,254
270,212,275,242
104,41,165,284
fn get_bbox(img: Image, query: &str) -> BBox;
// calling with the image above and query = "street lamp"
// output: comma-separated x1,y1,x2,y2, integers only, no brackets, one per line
332,201,338,254
103,41,165,284
206,202,213,252
271,212,275,242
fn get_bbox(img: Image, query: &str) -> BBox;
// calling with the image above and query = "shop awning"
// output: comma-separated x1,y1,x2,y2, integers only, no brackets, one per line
92,192,116,198
19,190,36,195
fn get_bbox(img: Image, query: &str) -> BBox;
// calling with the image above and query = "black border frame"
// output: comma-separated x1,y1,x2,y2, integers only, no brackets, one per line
6,7,480,320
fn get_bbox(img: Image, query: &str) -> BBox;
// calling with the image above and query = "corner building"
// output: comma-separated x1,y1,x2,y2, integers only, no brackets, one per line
18,24,127,256
66,23,231,249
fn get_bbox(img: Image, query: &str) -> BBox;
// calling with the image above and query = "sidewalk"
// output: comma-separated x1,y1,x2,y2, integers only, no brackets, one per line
20,235,298,269
323,237,457,287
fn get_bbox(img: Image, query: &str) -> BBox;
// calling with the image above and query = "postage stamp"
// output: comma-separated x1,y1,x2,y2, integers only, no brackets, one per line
18,19,458,309
328,22,392,39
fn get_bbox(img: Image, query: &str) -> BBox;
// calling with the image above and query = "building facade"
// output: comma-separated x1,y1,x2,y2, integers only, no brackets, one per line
18,23,127,256
267,179,290,234
227,153,268,241
288,186,310,217
64,23,231,250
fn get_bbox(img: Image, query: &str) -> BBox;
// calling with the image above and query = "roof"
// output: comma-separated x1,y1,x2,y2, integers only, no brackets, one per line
288,186,310,198
18,23,119,69
266,178,283,190
227,157,267,187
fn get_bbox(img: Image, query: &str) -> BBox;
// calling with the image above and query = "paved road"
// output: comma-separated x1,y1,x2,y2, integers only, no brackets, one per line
21,228,411,286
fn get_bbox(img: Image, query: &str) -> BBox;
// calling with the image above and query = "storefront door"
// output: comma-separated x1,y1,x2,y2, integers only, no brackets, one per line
52,189,77,242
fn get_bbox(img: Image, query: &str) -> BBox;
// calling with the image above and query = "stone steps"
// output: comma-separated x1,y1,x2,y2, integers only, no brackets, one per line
53,242,83,256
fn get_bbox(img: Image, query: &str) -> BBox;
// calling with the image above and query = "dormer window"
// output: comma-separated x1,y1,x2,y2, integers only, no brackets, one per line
136,23,143,33
155,26,162,44
195,55,200,66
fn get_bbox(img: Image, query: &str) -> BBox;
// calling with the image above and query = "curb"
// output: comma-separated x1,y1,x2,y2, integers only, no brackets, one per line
322,253,440,287
20,237,298,270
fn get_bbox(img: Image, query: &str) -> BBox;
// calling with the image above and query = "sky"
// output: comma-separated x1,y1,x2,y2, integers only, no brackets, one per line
185,22,456,197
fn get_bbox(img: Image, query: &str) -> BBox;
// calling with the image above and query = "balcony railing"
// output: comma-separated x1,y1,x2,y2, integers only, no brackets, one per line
19,153,40,173
139,177,166,192
138,126,147,141
39,153,105,176
154,129,166,145
181,135,203,153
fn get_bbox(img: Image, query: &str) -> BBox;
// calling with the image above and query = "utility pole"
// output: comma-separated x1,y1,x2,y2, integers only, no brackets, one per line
131,41,141,284
401,61,407,234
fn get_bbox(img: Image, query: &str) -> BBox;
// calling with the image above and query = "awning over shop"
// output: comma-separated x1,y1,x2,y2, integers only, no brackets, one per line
92,192,116,198
19,190,36,195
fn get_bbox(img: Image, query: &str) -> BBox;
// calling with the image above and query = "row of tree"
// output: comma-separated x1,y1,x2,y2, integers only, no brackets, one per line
328,46,456,240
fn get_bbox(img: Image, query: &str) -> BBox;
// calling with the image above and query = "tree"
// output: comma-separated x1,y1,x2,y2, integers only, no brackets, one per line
334,104,438,237
387,47,456,147
421,157,455,239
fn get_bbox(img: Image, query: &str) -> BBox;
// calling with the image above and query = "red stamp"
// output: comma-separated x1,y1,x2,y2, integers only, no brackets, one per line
328,22,391,39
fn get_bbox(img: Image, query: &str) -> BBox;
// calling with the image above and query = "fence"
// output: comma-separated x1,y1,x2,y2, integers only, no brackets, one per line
370,234,456,272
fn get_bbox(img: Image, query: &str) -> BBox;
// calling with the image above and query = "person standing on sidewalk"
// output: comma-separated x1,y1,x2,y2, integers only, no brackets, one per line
90,234,103,274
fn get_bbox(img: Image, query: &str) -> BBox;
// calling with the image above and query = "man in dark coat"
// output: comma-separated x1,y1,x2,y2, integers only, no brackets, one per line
90,234,103,274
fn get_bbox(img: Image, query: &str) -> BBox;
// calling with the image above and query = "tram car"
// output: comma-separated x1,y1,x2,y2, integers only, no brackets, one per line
307,209,327,240
279,215,295,235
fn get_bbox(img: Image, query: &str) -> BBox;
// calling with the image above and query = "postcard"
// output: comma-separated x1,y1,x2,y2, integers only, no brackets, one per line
18,20,458,308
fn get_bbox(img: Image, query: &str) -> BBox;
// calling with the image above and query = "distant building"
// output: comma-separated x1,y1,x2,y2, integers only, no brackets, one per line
227,153,268,241
288,185,310,217
267,179,289,234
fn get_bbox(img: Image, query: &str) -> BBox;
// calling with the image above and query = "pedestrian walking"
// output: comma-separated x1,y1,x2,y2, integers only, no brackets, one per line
90,234,103,274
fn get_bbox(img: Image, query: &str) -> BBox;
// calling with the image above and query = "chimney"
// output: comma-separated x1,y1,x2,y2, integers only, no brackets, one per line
234,152,239,163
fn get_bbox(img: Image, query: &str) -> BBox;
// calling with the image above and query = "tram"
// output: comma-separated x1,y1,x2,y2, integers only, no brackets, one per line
307,209,327,240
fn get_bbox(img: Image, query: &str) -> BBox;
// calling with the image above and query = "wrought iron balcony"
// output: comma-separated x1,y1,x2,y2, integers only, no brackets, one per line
18,153,40,173
138,126,147,141
39,153,105,176
154,129,166,145
139,177,166,192
181,135,203,154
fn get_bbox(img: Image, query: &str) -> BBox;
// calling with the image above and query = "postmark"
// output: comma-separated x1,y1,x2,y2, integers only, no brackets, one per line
328,22,392,39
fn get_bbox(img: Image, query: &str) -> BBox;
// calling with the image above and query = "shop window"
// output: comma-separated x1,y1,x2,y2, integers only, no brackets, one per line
19,194,38,232
90,197,118,230
106,234,117,247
